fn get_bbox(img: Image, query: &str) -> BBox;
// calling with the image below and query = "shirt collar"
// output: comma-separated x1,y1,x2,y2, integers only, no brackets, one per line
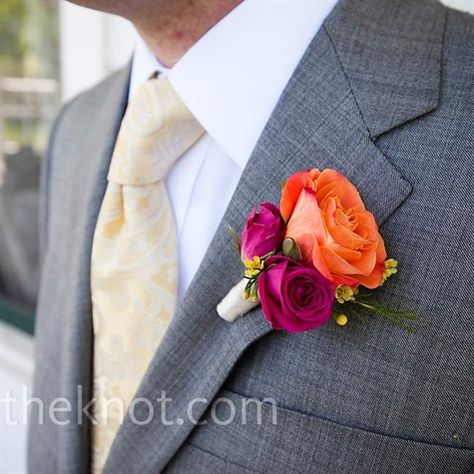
130,0,338,169
129,35,169,97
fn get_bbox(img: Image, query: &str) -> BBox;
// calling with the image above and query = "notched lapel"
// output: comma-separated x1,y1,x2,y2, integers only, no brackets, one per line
323,0,445,138
105,22,416,474
44,65,130,470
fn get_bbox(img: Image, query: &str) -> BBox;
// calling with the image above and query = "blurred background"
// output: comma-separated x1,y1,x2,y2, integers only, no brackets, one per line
0,2,135,472
0,0,473,472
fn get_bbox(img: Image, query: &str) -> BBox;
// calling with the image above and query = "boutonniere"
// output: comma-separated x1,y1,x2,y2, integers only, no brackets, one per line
217,168,416,332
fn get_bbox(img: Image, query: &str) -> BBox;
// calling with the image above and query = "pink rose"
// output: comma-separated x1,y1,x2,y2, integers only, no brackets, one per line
241,203,284,260
258,255,334,333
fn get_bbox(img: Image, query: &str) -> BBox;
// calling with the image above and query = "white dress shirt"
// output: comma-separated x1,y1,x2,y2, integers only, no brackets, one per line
129,0,338,299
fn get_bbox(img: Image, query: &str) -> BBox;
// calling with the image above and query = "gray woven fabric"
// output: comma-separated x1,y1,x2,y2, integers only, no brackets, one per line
29,0,474,473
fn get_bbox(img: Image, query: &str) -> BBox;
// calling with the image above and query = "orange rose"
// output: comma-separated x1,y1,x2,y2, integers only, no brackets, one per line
280,169,386,289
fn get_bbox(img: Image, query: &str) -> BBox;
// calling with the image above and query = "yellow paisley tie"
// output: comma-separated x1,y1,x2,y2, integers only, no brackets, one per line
90,77,204,472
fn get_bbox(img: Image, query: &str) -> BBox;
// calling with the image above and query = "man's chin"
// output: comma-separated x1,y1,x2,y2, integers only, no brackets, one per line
64,0,125,15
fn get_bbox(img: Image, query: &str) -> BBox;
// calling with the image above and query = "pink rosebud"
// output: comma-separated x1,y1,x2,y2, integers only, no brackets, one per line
241,203,284,261
258,255,334,333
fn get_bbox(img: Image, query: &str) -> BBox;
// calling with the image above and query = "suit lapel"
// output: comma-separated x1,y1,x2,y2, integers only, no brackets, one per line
49,66,130,470
324,0,445,138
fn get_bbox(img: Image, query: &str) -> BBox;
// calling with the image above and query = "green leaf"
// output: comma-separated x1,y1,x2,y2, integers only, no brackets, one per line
348,296,418,333
226,223,241,255
282,238,302,261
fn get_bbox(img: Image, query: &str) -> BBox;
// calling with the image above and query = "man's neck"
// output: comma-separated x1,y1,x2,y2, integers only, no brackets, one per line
130,0,241,68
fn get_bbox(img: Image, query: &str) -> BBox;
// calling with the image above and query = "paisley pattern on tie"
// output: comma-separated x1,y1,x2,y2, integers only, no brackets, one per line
90,78,204,473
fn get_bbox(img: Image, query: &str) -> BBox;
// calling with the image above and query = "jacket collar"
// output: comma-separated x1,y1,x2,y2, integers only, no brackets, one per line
323,0,445,138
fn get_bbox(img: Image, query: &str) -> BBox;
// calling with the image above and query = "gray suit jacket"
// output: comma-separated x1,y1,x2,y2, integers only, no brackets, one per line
28,0,474,472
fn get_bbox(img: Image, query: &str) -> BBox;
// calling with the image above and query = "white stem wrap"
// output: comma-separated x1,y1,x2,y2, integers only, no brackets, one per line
217,278,260,322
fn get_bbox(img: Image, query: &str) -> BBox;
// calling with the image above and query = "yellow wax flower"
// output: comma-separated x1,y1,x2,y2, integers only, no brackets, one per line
381,258,398,285
335,314,348,326
335,284,359,304
244,255,264,278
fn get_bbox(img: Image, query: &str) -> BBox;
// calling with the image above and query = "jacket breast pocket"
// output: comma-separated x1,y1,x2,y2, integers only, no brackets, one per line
179,390,474,474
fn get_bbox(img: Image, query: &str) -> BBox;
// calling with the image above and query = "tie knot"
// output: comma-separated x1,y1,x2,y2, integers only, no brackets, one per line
108,77,204,185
